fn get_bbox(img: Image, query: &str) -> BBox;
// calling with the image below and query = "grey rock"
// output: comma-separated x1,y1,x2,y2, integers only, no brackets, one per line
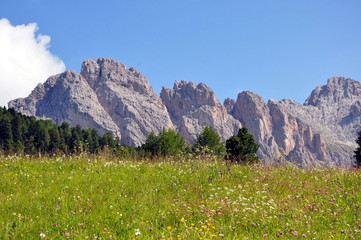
161,80,241,143
80,58,174,146
227,91,329,167
8,58,361,167
9,70,121,137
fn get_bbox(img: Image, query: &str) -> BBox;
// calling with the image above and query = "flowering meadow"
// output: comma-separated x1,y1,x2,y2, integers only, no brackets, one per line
1,155,361,239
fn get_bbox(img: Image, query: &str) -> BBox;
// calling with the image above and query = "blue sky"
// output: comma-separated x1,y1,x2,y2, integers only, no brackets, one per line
1,0,361,106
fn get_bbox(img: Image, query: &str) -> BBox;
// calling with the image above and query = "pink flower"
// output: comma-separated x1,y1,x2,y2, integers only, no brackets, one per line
64,232,70,237
302,233,307,237
52,223,59,226
252,223,257,226
149,228,153,231
292,231,298,236
263,233,268,237
70,211,75,214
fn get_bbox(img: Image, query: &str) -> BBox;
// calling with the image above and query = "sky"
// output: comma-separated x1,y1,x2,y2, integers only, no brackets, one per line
0,0,360,107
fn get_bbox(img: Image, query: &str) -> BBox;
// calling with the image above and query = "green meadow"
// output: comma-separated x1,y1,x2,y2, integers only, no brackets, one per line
1,155,361,239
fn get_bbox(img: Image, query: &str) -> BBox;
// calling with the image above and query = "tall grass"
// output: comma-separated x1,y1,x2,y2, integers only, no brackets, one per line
0,154,360,239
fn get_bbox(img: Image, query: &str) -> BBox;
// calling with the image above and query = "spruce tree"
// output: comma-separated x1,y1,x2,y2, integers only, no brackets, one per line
226,127,259,163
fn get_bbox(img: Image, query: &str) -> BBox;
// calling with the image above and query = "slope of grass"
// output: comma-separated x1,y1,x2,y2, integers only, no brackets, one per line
0,155,360,239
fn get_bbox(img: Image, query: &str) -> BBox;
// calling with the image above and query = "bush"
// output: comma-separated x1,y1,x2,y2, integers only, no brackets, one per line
193,125,226,157
142,128,188,157
225,127,259,163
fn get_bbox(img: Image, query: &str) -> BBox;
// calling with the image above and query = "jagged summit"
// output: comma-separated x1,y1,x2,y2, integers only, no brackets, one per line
305,77,361,107
8,58,361,166
160,80,241,143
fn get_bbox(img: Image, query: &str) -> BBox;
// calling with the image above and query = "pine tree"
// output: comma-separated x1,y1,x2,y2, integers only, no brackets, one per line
226,127,259,163
0,116,14,151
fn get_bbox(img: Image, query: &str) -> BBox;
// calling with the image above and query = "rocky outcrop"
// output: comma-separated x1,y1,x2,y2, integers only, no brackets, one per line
277,77,361,166
160,80,241,143
226,92,329,167
8,70,121,137
80,58,174,146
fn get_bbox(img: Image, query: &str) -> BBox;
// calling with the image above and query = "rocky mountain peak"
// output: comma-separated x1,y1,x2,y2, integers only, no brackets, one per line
305,77,361,107
80,58,153,95
167,80,219,107
223,98,236,113
161,80,241,143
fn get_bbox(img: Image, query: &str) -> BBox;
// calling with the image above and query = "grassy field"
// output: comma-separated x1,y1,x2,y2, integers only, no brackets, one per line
1,154,361,239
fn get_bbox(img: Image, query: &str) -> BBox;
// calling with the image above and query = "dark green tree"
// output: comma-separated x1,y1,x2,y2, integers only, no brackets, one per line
142,131,161,156
355,130,361,167
0,116,14,151
49,126,61,152
70,126,82,153
225,127,259,163
194,125,226,157
100,132,117,149
29,121,50,151
90,129,100,153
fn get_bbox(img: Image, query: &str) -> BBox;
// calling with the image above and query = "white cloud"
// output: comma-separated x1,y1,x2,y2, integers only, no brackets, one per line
0,18,66,107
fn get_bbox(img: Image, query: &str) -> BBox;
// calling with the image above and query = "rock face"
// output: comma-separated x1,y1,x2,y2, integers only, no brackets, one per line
8,70,121,137
9,58,173,146
278,77,361,166
8,58,361,167
225,77,361,167
227,92,329,167
160,80,241,143
80,58,173,146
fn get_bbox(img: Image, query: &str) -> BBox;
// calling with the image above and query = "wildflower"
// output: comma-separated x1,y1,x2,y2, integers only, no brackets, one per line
302,234,307,237
52,223,59,226
134,229,141,235
64,232,70,237
70,210,75,214
180,218,185,223
39,232,46,238
167,226,172,230
149,228,153,231
263,233,268,237
292,232,298,236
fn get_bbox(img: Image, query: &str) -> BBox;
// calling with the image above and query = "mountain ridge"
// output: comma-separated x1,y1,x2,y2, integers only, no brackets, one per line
8,58,361,167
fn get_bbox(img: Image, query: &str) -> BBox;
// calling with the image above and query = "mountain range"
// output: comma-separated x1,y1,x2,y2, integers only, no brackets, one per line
9,58,361,167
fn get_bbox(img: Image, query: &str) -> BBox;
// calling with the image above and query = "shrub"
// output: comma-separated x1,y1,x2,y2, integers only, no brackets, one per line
193,125,226,157
142,128,188,157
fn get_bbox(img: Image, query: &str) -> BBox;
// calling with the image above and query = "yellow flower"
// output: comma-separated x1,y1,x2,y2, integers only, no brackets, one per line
180,218,185,223
167,226,172,230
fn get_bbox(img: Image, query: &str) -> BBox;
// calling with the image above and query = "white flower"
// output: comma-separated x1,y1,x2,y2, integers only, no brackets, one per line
134,229,141,235
39,233,46,238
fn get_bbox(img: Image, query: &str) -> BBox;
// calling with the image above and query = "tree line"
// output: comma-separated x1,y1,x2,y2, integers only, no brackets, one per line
0,107,261,163
2,106,360,166
0,107,118,154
